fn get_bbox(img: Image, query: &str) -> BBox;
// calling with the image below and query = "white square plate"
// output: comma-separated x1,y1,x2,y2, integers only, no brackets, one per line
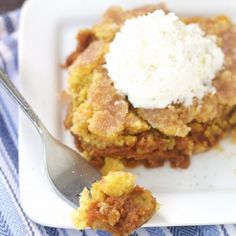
19,0,236,228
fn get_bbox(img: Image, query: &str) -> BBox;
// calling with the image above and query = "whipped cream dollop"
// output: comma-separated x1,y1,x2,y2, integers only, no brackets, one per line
104,10,224,109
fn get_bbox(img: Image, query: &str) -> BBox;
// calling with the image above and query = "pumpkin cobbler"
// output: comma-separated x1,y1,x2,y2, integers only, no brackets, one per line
64,3,236,170
72,171,158,236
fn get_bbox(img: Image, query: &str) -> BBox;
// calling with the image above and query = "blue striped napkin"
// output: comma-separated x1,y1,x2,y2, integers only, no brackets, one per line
0,9,235,236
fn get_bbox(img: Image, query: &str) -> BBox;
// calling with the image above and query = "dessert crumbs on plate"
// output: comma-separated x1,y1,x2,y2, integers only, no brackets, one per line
231,128,236,144
214,144,224,152
100,157,124,175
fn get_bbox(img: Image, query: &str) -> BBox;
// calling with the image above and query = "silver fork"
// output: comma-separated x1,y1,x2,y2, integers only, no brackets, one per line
0,68,101,207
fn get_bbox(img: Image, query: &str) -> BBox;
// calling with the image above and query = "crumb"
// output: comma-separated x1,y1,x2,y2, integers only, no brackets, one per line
100,157,124,175
58,91,71,104
231,128,236,144
214,144,224,152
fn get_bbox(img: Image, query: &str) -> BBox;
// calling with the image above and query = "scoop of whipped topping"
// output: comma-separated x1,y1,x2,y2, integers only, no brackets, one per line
104,10,224,109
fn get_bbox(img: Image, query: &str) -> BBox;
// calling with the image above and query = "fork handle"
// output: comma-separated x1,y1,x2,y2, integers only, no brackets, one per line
0,68,48,137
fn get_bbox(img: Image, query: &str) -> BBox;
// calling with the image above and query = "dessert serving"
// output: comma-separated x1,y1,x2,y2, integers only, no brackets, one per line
64,2,236,171
72,171,158,235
